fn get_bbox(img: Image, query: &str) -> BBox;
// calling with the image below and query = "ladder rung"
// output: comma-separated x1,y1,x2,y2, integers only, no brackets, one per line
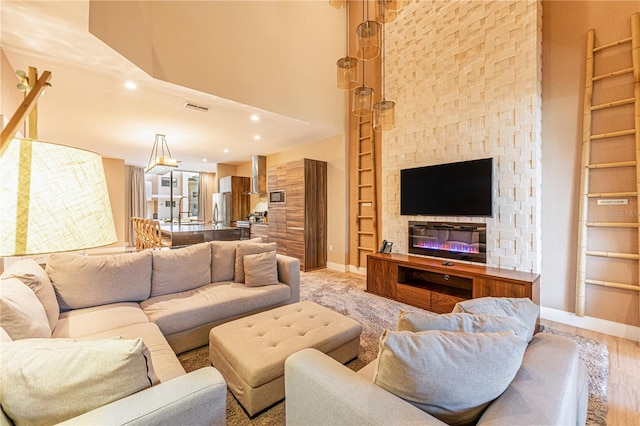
359,185,373,189
357,246,375,252
592,36,632,52
359,168,372,172
358,231,374,235
586,222,639,228
586,250,640,260
358,151,372,156
359,136,371,141
584,279,640,292
587,191,637,198
357,215,374,219
590,129,636,140
358,200,373,204
587,160,637,169
592,67,634,81
591,98,636,111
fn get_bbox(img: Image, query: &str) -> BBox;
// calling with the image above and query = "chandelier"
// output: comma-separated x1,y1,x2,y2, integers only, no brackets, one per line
145,134,178,175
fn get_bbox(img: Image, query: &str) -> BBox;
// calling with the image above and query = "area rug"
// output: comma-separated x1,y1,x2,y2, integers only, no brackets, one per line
178,269,609,425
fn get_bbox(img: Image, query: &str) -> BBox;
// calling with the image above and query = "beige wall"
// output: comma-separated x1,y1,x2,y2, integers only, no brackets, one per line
542,2,639,326
101,158,126,247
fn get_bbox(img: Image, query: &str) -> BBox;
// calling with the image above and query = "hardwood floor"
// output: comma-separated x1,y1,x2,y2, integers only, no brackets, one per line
540,319,640,425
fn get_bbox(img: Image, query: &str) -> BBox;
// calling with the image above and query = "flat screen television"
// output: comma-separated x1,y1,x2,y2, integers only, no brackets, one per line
400,158,493,217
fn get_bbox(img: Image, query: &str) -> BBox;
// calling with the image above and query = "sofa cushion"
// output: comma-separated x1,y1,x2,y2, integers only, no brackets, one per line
397,310,530,341
52,302,149,339
151,243,212,297
46,251,152,310
141,281,291,336
244,250,279,287
452,297,539,342
79,322,186,383
374,330,527,426
0,337,155,425
234,242,277,283
211,238,263,283
1,259,59,330
0,278,51,339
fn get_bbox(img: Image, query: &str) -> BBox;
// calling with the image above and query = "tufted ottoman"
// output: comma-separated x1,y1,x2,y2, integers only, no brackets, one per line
208,300,362,416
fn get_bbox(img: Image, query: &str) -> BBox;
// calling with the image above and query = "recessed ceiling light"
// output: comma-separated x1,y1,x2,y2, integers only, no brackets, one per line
253,135,261,140
250,114,260,122
202,158,208,162
124,81,137,90
223,149,229,153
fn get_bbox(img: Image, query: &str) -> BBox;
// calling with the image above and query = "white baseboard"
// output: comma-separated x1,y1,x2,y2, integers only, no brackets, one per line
347,265,366,275
326,262,347,272
541,306,640,342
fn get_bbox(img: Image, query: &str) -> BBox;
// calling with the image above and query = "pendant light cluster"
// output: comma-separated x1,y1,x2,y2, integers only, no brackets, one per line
331,0,408,131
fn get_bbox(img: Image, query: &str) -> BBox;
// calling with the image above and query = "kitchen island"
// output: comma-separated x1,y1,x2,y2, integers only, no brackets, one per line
159,223,244,246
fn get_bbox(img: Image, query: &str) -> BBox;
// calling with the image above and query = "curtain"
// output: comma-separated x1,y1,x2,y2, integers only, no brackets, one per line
125,166,147,246
199,172,216,223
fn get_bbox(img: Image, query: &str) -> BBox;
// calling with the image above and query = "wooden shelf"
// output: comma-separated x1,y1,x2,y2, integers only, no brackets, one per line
367,253,540,314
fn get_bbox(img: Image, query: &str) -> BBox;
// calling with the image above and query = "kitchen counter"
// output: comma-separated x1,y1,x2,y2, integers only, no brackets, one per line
160,223,244,246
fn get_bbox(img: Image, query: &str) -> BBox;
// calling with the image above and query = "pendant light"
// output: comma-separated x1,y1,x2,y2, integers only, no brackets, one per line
329,0,346,9
336,0,359,90
353,0,375,116
376,0,397,24
373,0,396,131
356,0,380,60
385,0,409,11
146,134,178,175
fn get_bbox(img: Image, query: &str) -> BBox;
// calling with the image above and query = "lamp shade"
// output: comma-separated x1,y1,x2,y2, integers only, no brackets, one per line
373,100,396,131
336,56,360,90
1,138,117,256
352,86,375,116
356,21,381,60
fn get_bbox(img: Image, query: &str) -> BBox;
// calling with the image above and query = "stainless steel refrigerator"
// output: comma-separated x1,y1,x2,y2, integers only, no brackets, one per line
212,192,231,226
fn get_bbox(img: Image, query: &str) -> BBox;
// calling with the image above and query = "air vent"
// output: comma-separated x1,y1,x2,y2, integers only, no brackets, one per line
183,102,210,112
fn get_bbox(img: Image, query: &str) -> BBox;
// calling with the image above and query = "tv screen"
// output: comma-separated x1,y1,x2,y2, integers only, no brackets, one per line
400,158,493,217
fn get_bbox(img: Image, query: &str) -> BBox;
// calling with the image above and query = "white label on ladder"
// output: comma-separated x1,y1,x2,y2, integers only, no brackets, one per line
361,202,372,207
596,199,628,205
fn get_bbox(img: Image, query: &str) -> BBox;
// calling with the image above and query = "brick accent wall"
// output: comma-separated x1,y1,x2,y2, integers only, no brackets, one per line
381,0,542,272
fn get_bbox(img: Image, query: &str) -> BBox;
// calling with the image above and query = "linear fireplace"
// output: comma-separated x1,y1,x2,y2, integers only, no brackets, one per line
408,221,486,263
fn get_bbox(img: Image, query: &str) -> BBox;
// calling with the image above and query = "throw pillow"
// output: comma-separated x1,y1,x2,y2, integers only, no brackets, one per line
0,278,51,339
1,259,60,331
452,297,539,342
46,251,152,310
374,330,527,426
211,238,262,282
397,310,530,341
150,242,212,297
0,337,156,425
234,242,277,283
244,251,279,287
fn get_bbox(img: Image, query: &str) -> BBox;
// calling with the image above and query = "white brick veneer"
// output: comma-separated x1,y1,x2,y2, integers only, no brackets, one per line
381,0,542,272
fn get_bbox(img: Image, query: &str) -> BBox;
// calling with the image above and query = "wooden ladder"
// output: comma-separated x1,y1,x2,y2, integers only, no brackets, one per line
355,114,378,269
576,13,640,317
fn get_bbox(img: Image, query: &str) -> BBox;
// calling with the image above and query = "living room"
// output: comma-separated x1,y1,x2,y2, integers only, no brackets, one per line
1,0,639,425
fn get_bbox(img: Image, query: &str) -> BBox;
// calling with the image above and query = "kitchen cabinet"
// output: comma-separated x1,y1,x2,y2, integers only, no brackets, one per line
267,158,327,271
217,176,250,225
250,223,269,243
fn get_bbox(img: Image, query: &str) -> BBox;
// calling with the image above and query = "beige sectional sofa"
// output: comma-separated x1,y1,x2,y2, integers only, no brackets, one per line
0,239,300,425
285,299,589,426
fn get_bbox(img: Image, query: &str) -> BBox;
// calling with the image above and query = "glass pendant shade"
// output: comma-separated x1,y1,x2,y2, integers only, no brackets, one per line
376,0,398,23
373,100,396,131
356,21,381,60
336,57,360,90
385,0,409,11
329,0,346,9
352,86,375,116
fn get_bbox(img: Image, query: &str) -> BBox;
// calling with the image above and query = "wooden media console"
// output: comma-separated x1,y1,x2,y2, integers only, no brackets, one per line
367,253,540,314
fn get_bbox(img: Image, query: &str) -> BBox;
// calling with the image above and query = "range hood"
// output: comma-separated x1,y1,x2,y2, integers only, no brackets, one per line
247,155,267,194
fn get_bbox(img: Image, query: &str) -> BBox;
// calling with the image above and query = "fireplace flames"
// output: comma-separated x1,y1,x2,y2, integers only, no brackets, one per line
413,239,480,254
